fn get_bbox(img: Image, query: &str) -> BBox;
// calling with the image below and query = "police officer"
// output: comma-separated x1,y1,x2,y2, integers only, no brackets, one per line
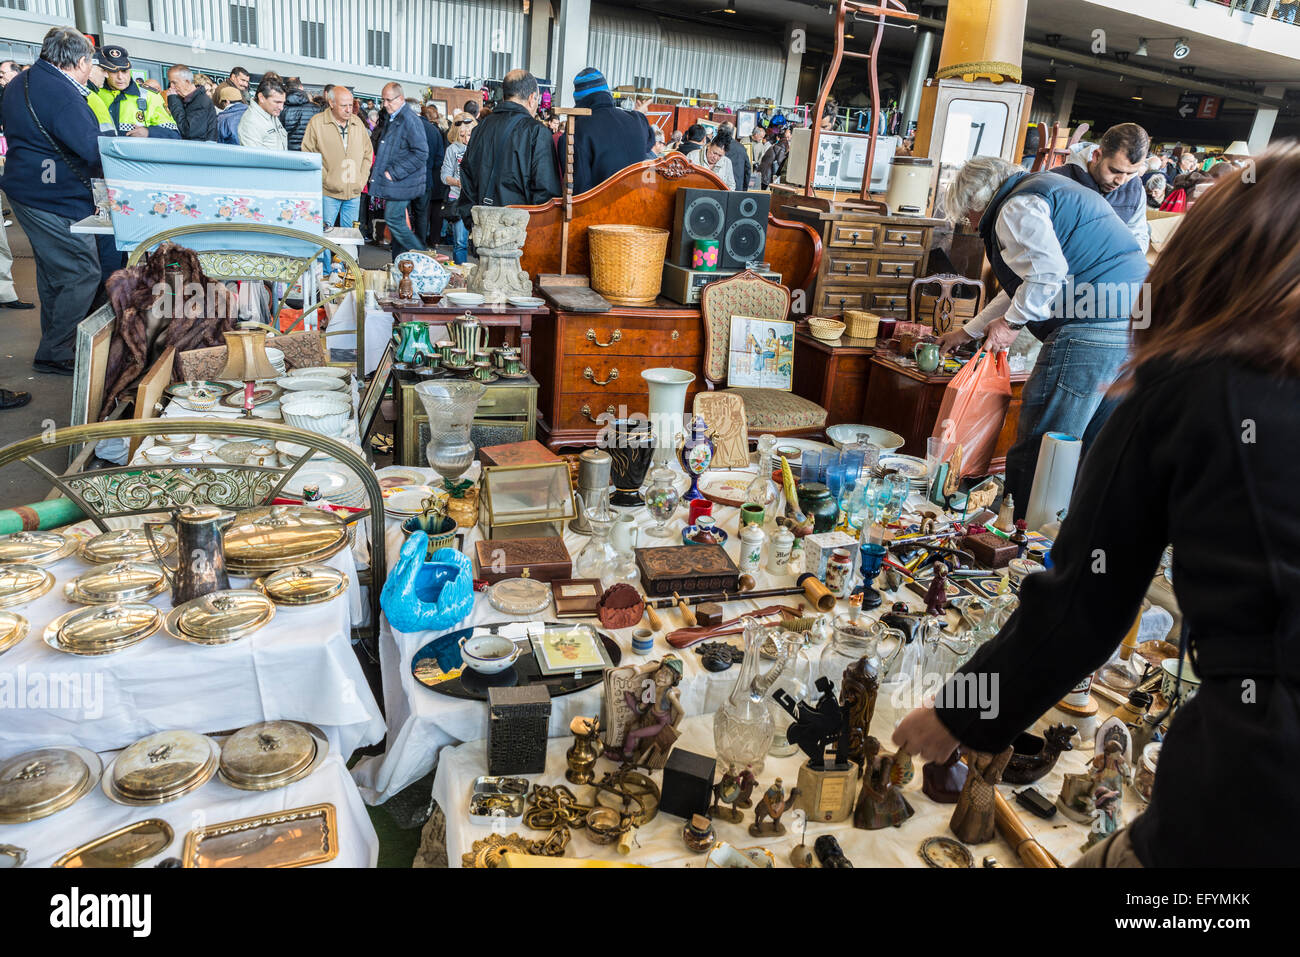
91,46,178,138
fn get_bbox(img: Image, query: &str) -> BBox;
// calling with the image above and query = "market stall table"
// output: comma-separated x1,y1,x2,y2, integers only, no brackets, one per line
383,301,545,372
0,743,377,868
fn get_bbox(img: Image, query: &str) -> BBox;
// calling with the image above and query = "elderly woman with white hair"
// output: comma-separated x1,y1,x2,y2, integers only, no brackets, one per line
938,155,1149,519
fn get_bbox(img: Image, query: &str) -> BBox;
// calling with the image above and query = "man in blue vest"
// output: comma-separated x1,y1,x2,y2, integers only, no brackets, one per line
1053,123,1150,252
939,157,1149,519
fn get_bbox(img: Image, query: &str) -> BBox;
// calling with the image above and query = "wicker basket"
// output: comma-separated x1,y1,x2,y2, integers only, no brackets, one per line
844,310,881,340
807,317,847,341
588,225,670,305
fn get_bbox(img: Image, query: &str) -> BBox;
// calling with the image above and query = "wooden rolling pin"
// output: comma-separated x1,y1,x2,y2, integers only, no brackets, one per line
993,789,1062,868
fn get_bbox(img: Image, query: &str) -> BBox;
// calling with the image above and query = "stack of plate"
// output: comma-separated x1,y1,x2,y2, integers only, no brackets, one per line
218,720,328,791
256,565,349,606
0,531,77,566
277,375,347,394
879,453,931,494
0,563,54,607
65,562,167,605
164,589,276,645
80,526,175,565
281,463,365,508
42,602,163,656
385,486,439,517
102,730,220,807
265,347,288,377
0,746,102,823
222,505,350,576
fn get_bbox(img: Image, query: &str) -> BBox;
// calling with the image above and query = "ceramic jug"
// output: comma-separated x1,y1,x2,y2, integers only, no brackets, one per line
144,506,235,606
448,313,489,360
913,341,942,374
393,321,435,366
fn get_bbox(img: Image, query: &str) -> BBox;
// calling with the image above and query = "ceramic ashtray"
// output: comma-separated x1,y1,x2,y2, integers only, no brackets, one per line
458,633,523,675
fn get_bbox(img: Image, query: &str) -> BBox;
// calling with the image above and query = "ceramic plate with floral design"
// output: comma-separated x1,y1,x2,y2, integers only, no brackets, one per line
391,252,450,295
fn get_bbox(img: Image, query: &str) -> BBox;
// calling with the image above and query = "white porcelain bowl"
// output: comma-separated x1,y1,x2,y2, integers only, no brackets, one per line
278,375,346,393
142,446,172,464
826,424,906,453
289,366,350,380
277,390,345,406
280,393,352,436
458,634,523,675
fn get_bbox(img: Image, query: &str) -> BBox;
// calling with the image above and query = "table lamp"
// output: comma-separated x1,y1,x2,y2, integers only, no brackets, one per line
1223,141,1250,159
218,329,279,417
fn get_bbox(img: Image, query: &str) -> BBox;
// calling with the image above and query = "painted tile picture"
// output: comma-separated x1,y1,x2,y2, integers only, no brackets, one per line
728,316,795,391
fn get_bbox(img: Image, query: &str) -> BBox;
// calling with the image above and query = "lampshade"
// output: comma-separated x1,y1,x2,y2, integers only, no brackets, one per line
218,329,279,381
1224,141,1250,158
936,0,1028,84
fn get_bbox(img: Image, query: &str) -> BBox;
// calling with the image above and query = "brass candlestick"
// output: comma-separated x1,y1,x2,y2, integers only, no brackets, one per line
565,716,601,785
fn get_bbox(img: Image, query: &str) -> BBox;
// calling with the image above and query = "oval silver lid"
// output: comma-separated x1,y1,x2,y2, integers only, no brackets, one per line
68,562,167,604
111,730,215,800
219,721,317,788
0,747,97,823
81,527,175,564
0,531,66,564
0,563,53,607
256,564,348,605
58,602,162,652
174,589,275,641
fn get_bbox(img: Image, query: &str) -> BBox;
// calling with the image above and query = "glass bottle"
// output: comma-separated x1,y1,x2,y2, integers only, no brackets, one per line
644,466,680,539
745,433,780,531
817,615,906,691
1010,519,1029,559
574,489,618,580
768,635,811,757
713,618,803,775
602,524,641,589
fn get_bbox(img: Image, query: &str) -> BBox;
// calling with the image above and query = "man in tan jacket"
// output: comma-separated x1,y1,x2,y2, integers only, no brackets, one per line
301,85,373,268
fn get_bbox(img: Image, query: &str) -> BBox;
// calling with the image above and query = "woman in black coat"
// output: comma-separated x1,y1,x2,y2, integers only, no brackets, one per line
894,142,1300,867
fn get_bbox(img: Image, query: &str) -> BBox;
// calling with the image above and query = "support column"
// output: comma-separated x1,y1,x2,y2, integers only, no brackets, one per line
527,1,552,81
1054,77,1077,128
554,0,591,108
1248,83,1285,153
780,21,804,105
901,28,936,129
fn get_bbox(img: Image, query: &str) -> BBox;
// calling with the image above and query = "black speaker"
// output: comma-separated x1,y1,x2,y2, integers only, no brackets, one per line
670,188,728,266
721,191,770,268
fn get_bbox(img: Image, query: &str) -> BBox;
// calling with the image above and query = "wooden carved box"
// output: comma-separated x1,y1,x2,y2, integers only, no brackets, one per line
634,544,740,597
473,537,572,583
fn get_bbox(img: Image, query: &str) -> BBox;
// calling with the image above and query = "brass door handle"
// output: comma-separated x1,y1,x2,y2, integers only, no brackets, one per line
583,366,619,387
586,328,622,347
580,404,615,423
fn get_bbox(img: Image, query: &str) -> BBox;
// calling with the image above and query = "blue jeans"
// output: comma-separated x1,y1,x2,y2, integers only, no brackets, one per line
1005,320,1131,519
384,198,420,260
451,217,469,264
321,195,360,273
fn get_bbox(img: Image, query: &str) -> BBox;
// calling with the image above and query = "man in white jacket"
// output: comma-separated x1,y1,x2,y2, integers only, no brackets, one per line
237,75,287,150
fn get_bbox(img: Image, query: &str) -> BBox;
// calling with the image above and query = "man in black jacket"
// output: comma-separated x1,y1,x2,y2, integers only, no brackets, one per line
678,124,706,160
280,77,316,151
560,67,655,195
165,64,217,141
459,69,560,211
411,104,447,247
717,121,751,191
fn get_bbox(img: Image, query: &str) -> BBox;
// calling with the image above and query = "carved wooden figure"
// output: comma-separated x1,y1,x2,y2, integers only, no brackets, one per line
949,747,1013,845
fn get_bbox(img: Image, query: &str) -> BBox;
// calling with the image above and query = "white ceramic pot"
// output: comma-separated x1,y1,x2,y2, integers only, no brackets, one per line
458,634,523,675
641,367,696,467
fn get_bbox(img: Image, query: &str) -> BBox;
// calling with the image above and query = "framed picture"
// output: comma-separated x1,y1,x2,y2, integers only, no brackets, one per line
727,315,795,391
736,110,757,138
431,99,448,118
530,623,614,676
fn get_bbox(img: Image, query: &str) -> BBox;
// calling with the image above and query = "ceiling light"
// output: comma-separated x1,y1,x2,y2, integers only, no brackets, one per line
1135,38,1148,57
1132,86,1144,101
1045,66,1057,83
1174,38,1190,59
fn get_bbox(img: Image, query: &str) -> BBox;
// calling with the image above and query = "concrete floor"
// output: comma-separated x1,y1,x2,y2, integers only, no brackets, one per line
0,217,76,505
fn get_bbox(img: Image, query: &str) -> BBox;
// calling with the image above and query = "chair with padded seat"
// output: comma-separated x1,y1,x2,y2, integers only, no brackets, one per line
700,269,827,437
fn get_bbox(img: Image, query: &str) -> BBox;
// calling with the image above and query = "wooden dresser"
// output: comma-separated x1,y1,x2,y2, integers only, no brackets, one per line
810,209,946,320
792,330,877,427
532,301,704,450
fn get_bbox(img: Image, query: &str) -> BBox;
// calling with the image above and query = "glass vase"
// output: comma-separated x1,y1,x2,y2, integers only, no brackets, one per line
713,618,802,776
413,381,486,489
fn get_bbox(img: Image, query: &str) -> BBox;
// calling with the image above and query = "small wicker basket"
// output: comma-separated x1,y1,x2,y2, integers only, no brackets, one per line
588,225,670,305
844,310,881,340
807,317,847,341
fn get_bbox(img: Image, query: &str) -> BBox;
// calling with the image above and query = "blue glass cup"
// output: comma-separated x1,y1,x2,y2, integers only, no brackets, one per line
858,542,888,610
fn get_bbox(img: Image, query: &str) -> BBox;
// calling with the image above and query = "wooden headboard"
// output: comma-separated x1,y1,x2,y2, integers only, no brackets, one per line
516,154,823,294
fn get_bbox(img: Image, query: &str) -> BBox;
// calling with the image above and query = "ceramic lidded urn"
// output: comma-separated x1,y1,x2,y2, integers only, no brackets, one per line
678,415,715,502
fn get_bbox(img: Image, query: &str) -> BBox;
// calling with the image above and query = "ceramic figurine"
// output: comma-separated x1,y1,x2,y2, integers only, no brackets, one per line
683,814,716,853
924,560,951,616
1081,786,1123,853
565,716,602,785
1058,738,1132,823
853,737,914,830
841,656,880,767
949,747,1014,845
380,532,475,633
710,768,758,824
922,749,968,803
1003,724,1077,785
603,656,685,770
749,778,801,837
397,259,415,300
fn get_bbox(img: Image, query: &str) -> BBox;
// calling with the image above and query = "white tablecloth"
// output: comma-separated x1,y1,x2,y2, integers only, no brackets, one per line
0,524,385,758
0,743,377,868
433,710,1123,868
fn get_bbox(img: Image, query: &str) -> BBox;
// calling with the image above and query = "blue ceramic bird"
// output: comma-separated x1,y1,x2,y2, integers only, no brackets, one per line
381,531,476,634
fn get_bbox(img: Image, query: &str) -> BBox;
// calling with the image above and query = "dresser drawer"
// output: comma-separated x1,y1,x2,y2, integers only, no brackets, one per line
555,389,701,431
821,287,866,314
824,254,874,280
400,380,533,417
561,318,700,358
560,357,697,394
827,222,879,249
880,225,928,249
873,258,920,282
869,292,909,315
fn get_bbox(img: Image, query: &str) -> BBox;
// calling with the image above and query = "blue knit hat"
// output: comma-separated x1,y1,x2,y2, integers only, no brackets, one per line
573,66,609,103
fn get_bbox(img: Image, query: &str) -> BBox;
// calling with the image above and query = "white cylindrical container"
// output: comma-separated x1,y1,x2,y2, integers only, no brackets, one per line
884,156,934,216
1026,431,1082,534
641,367,696,467
739,525,765,575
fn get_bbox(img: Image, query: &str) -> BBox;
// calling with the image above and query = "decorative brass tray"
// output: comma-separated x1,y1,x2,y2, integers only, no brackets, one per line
182,803,338,868
53,819,175,868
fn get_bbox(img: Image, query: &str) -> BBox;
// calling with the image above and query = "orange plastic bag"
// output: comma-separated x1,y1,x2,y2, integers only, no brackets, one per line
930,349,1012,478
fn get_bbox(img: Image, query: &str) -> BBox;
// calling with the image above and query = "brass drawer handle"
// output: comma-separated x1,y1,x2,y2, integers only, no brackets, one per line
580,404,615,423
671,330,680,341
842,262,852,274
583,366,619,387
586,328,622,348
887,231,915,245
850,230,860,245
